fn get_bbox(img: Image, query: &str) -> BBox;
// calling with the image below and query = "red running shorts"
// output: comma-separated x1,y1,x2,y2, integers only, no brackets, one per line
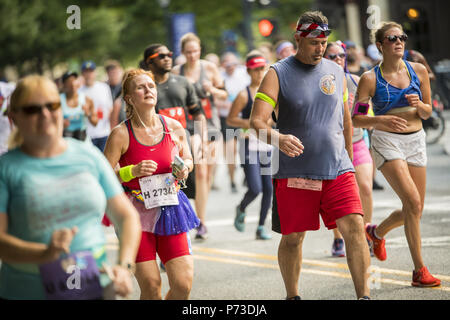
135,232,192,264
273,172,363,235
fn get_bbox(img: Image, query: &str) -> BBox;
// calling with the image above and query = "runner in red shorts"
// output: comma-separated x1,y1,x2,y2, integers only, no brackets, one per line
250,11,370,300
103,69,199,300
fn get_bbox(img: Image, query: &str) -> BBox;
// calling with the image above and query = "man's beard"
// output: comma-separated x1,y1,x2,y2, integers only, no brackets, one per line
346,54,356,64
155,65,171,75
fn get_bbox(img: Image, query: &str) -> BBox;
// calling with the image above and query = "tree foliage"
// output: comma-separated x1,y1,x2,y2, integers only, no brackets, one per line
0,0,312,77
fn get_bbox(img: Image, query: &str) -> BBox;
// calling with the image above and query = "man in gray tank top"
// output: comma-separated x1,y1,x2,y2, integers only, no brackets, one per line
250,11,370,300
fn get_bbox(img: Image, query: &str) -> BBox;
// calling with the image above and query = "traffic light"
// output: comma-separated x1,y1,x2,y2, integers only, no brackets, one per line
258,18,278,38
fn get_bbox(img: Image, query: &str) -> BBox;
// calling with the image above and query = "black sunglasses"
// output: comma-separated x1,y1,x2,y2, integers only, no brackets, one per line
148,52,173,60
326,53,346,60
384,34,408,43
19,102,61,115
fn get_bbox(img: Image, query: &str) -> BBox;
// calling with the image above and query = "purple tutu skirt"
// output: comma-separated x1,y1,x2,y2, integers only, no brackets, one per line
153,190,200,236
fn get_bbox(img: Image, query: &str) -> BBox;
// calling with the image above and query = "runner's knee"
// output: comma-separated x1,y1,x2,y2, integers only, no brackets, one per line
403,196,423,218
282,232,305,247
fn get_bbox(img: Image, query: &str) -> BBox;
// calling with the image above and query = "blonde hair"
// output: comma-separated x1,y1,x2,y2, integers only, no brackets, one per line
371,21,403,44
8,75,59,149
121,68,155,119
180,32,201,52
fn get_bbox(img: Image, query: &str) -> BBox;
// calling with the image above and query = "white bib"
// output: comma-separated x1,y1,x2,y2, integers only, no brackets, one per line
138,173,179,209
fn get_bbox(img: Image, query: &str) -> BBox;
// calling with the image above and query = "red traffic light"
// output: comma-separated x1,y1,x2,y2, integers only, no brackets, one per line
259,19,274,37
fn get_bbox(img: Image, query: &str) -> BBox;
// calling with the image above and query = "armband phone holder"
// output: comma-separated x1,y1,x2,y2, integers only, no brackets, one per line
353,102,369,116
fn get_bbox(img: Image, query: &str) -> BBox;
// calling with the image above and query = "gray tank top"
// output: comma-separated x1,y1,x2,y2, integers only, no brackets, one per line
346,73,364,143
271,56,354,180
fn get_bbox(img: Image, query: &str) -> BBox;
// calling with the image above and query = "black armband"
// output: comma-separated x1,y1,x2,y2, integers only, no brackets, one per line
188,106,202,115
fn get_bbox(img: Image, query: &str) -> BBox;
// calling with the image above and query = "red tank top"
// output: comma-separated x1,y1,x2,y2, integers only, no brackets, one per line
119,115,178,190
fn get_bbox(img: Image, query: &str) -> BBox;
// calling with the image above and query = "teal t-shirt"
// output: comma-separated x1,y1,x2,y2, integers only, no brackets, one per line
0,138,123,299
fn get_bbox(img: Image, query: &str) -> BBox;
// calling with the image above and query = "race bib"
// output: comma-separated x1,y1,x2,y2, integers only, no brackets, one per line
187,98,212,120
138,173,179,209
158,106,187,128
200,98,212,119
39,251,102,300
287,178,322,191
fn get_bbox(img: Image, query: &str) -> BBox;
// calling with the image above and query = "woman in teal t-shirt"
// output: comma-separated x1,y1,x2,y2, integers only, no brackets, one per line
0,75,142,300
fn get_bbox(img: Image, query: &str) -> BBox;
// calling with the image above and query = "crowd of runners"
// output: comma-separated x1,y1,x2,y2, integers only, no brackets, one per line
0,9,442,300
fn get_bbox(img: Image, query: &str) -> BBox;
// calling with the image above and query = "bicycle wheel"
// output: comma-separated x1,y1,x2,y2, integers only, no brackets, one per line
425,111,446,144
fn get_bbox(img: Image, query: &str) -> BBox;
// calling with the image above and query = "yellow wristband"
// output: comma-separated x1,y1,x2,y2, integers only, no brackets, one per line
255,92,276,109
119,165,135,183
343,88,349,103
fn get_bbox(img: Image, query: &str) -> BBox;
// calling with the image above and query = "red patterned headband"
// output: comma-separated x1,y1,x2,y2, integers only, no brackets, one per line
296,23,331,38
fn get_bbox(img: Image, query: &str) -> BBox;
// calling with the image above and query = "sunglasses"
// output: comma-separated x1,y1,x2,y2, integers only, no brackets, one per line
384,34,408,43
148,52,173,61
19,102,61,115
302,29,332,37
326,53,346,60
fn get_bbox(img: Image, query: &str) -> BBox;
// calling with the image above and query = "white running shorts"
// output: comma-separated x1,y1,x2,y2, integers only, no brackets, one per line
371,129,427,169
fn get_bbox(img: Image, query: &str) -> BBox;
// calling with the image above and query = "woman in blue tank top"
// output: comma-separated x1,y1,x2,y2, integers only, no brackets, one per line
60,71,97,141
353,22,440,287
226,51,273,240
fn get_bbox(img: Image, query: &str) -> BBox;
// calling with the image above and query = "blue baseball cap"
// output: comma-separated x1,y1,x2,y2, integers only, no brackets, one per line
343,40,356,49
81,61,96,71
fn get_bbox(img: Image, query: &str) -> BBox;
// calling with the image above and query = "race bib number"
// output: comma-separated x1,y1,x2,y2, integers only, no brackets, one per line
138,173,179,209
39,251,102,300
158,106,187,128
287,178,322,191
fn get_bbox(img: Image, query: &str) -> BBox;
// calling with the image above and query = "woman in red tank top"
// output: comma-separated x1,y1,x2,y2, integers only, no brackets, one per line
104,69,199,300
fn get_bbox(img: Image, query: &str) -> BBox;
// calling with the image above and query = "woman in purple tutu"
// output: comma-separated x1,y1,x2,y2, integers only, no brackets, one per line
103,68,199,300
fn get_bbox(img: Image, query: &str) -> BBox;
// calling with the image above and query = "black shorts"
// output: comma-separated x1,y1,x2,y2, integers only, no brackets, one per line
220,116,238,142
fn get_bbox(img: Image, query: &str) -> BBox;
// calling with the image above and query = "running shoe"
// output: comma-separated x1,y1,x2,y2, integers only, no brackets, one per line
365,224,386,261
160,261,166,272
358,296,371,300
231,182,238,194
331,238,346,257
373,180,384,190
234,206,246,232
256,226,272,240
195,222,208,240
286,295,301,300
412,266,441,287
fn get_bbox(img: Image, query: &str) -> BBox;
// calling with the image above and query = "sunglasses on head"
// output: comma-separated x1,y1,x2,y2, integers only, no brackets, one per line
326,53,346,60
148,52,173,61
302,29,332,37
19,102,61,115
384,34,408,43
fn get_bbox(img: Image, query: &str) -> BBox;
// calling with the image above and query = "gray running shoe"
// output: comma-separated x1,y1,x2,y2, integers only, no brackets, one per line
234,206,246,232
195,223,208,240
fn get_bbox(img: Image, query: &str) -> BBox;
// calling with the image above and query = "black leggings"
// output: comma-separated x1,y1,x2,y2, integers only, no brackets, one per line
239,149,273,226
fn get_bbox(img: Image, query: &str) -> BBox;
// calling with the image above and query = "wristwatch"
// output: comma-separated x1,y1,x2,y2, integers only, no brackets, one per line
120,262,136,274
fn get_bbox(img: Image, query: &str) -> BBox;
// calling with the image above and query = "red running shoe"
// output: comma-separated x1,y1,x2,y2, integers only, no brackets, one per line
412,267,441,287
365,224,387,261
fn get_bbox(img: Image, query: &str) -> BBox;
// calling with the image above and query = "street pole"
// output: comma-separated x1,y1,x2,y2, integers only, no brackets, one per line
242,0,255,51
158,0,171,49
